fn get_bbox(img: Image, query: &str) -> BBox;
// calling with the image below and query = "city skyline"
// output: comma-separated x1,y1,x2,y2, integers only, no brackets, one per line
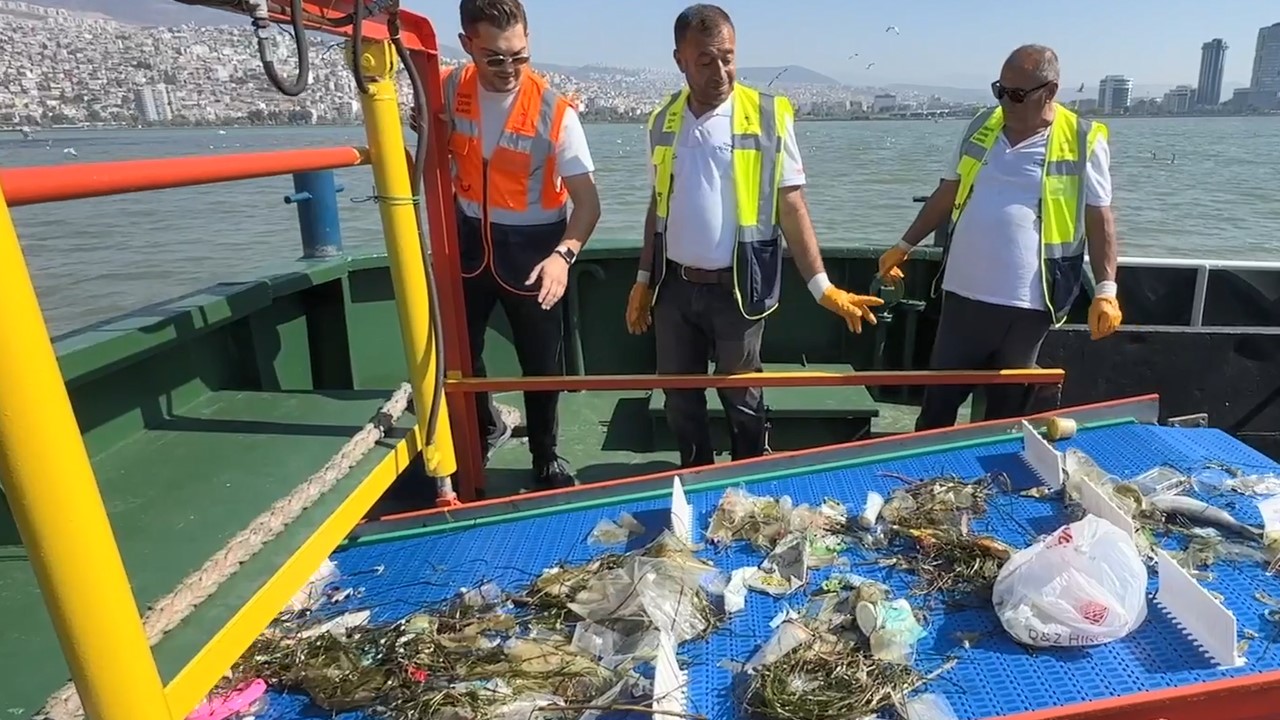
22,0,1276,92
2,1,1277,128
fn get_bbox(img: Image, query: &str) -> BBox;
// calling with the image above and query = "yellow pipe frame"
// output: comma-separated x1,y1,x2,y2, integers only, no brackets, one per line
0,189,171,716
354,39,458,481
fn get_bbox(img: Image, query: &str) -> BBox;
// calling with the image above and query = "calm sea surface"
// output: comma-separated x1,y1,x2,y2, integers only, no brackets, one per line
3,117,1278,334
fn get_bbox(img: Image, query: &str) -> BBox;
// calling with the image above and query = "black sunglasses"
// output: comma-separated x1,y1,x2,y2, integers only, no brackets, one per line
991,80,1052,104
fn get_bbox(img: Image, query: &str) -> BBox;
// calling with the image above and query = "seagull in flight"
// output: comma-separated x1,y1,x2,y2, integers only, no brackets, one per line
885,25,900,34
866,62,876,70
768,67,788,87
1077,82,1086,93
848,52,860,58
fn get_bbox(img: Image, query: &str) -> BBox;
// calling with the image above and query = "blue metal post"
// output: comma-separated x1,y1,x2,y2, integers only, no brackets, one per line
284,170,345,258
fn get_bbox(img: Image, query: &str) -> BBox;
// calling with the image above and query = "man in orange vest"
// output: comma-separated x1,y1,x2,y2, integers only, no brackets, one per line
436,0,602,487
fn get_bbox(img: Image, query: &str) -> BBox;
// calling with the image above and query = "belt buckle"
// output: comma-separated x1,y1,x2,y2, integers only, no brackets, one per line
680,264,692,282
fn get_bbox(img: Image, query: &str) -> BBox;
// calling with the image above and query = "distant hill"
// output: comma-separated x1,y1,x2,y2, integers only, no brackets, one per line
736,65,842,87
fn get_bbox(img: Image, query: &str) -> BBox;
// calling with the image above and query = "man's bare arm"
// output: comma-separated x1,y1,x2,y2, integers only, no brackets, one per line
1084,205,1118,284
559,173,601,254
778,186,827,283
900,179,959,247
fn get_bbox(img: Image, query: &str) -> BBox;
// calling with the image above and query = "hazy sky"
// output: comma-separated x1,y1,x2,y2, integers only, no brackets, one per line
403,0,1274,88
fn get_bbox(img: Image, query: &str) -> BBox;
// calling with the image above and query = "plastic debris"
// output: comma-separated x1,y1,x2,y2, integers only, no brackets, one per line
587,512,645,545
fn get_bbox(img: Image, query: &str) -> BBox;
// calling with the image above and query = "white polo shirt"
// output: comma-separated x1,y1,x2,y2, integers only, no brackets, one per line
648,95,806,270
941,124,1112,310
455,86,596,225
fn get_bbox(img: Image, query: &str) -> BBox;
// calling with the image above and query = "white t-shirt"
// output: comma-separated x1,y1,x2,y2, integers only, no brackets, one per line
649,95,806,270
940,125,1112,310
455,86,596,225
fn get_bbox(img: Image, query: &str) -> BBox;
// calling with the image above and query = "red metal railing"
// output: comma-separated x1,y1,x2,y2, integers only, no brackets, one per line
445,369,1066,394
0,147,369,207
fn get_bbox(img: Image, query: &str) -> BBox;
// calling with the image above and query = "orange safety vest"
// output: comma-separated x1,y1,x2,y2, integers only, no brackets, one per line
442,64,572,295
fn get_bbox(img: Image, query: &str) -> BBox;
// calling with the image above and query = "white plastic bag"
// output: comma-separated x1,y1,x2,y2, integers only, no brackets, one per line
992,515,1148,647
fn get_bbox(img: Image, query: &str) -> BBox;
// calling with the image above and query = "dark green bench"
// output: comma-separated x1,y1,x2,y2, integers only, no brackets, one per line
647,363,880,452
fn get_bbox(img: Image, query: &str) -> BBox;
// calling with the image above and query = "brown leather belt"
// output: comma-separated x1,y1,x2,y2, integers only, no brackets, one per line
669,261,732,285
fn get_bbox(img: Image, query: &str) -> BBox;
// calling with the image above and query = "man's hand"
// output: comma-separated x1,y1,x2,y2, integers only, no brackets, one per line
526,252,571,310
818,286,884,333
877,242,910,280
1089,296,1122,340
625,282,653,334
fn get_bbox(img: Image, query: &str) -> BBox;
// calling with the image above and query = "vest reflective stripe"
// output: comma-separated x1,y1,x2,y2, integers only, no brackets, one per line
950,104,1107,325
442,65,570,226
648,83,789,319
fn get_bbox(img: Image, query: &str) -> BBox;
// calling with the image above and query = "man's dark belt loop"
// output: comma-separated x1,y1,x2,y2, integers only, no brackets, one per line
669,260,732,286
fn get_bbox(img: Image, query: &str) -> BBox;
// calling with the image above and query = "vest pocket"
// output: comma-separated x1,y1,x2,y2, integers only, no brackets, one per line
1044,255,1084,319
489,148,534,210
736,238,782,316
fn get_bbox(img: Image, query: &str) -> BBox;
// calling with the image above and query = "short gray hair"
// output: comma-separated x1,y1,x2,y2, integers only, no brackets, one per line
1007,44,1060,83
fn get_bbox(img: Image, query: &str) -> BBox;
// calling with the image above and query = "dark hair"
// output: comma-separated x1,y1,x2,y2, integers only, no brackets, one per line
674,4,733,46
459,0,527,35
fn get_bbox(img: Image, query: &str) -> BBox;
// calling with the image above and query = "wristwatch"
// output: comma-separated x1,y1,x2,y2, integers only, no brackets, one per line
553,246,577,266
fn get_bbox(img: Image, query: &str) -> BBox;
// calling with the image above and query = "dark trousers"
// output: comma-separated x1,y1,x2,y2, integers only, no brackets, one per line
463,270,564,465
654,273,766,467
916,291,1054,431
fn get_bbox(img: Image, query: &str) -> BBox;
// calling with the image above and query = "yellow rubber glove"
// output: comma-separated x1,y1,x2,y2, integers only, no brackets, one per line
819,286,885,333
877,243,909,281
625,282,653,335
1089,296,1122,340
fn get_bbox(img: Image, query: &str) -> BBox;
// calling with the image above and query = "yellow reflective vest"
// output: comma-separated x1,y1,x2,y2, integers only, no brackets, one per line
950,103,1108,325
647,83,793,319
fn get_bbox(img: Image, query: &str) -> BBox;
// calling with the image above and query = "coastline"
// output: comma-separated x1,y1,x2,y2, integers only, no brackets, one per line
2,111,1277,132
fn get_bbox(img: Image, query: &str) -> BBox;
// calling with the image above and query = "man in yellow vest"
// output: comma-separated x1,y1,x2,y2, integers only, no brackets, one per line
880,44,1122,431
624,4,884,468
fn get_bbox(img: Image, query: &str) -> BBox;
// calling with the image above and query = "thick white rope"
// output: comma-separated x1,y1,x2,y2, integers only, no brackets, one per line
36,383,414,720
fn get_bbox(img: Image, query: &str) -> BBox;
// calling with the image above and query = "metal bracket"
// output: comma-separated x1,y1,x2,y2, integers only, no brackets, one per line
1165,413,1209,428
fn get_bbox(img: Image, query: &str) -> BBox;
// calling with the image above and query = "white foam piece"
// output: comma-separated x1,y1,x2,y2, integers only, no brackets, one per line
670,475,693,544
1154,548,1241,668
1021,420,1064,490
652,632,688,717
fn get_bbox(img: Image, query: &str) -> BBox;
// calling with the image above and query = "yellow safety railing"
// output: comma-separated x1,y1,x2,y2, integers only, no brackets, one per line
0,38,453,720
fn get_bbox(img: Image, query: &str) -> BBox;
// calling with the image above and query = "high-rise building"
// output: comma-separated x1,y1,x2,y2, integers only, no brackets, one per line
1196,38,1228,106
1250,22,1280,95
1097,75,1134,114
1163,85,1195,113
132,85,172,124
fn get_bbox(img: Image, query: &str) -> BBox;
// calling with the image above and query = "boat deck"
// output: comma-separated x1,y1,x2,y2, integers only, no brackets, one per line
0,389,417,716
267,421,1280,720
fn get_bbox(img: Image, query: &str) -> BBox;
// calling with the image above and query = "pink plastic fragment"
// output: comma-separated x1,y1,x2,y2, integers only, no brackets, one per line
186,679,268,720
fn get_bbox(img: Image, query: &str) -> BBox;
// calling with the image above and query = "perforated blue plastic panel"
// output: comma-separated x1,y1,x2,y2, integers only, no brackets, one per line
257,424,1280,720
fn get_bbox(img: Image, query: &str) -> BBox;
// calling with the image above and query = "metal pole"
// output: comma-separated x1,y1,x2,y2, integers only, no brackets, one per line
284,170,345,259
0,187,170,717
352,38,459,491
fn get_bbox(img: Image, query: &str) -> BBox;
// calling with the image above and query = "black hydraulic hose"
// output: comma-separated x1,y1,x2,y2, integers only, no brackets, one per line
350,0,372,96
390,18,447,452
253,0,309,96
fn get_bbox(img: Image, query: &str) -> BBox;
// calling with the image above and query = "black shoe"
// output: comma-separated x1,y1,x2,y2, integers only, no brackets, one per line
534,457,577,488
484,421,514,465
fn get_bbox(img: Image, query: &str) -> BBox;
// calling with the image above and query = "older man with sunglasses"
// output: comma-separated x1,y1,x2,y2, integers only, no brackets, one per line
880,44,1122,431
431,0,602,487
